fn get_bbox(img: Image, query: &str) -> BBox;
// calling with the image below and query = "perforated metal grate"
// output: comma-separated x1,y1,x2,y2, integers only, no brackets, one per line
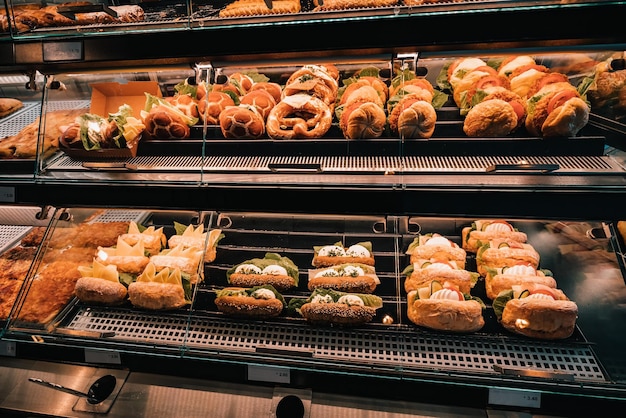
0,100,90,138
46,154,618,174
88,209,150,224
64,307,606,383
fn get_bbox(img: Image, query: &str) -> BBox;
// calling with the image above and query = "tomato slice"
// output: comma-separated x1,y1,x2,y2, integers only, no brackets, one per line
475,75,507,90
508,100,526,123
534,73,569,94
547,90,578,114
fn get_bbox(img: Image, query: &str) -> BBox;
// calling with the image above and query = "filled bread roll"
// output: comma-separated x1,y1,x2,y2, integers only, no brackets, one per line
463,98,518,137
292,288,383,326
484,264,557,300
227,252,299,291
308,263,380,294
403,259,477,294
219,105,265,139
406,233,467,267
493,284,578,339
339,99,387,139
128,263,188,310
312,242,375,268
462,219,527,253
215,285,285,318
476,239,540,277
407,281,485,332
525,81,589,137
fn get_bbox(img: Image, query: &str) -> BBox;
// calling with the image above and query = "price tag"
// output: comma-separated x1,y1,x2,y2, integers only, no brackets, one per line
43,41,83,62
247,364,290,384
0,187,15,203
84,348,121,365
0,341,16,357
488,387,541,409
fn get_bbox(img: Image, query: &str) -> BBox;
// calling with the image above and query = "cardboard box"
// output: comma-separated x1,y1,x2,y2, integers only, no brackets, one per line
61,81,160,160
89,81,161,119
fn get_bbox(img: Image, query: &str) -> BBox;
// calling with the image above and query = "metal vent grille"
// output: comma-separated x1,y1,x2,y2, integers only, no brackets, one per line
64,307,606,383
88,209,150,224
0,225,32,253
47,154,617,174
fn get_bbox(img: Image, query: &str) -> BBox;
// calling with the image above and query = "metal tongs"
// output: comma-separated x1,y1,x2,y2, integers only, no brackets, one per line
28,375,117,404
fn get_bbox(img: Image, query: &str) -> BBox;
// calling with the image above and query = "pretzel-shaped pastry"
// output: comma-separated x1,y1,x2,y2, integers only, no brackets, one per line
266,94,332,140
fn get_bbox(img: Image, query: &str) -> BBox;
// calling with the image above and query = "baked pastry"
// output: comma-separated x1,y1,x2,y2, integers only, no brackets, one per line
95,237,150,277
198,90,236,125
215,285,285,318
292,288,383,326
525,81,590,137
167,223,223,263
240,89,277,120
128,262,189,310
462,219,527,253
475,239,540,277
250,82,283,104
75,260,128,305
308,263,380,294
150,244,204,285
119,222,167,256
447,57,489,91
406,233,467,267
165,93,200,120
141,94,198,140
0,109,84,159
407,280,485,332
339,99,387,139
313,0,399,11
312,241,375,268
227,252,299,291
403,259,478,294
484,264,556,300
387,75,438,139
219,0,301,18
219,104,265,139
266,94,332,140
493,284,578,339
463,98,519,137
0,98,23,118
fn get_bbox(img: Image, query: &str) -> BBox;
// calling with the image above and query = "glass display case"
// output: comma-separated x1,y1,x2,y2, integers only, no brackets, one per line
1,1,626,417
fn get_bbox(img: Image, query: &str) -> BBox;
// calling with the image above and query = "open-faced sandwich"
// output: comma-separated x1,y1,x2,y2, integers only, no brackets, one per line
483,264,556,300
492,283,578,339
406,280,485,332
406,233,467,267
308,263,379,294
167,222,224,263
127,262,191,310
290,288,383,326
403,258,479,294
462,219,527,253
312,241,374,268
227,252,299,292
214,285,286,318
75,260,128,305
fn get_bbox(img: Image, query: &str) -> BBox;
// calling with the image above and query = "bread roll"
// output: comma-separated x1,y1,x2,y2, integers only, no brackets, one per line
75,276,127,305
312,242,375,268
404,260,476,294
128,281,186,310
484,264,556,300
227,252,299,292
406,233,467,266
463,99,518,137
215,286,285,318
339,100,386,139
407,284,485,332
494,285,578,339
308,263,379,294
462,219,527,253
296,289,383,326
476,240,540,277
219,105,265,139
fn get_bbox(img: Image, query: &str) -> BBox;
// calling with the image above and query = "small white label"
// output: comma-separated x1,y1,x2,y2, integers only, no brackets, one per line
247,364,290,384
84,349,121,365
0,187,16,203
488,387,541,408
0,341,16,357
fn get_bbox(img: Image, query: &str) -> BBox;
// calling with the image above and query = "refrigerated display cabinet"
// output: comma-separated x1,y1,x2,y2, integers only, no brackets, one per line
1,1,626,417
